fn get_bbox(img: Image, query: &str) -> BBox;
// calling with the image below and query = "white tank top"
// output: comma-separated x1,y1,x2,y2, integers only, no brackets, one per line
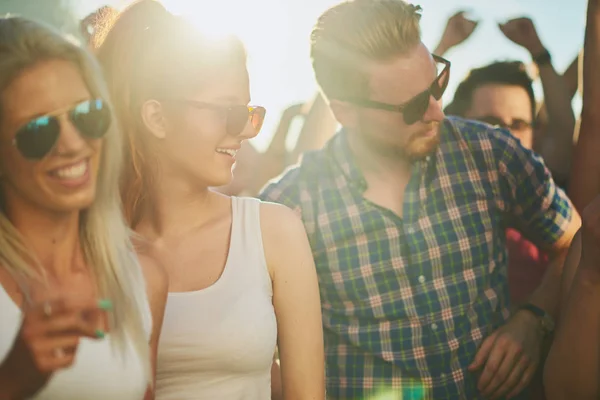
0,271,152,399
155,197,277,400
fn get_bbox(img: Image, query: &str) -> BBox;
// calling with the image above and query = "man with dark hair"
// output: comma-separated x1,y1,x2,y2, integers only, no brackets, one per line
260,1,580,399
445,61,536,150
446,61,547,306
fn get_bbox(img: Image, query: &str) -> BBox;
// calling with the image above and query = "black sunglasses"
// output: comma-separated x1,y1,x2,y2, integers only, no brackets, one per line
476,116,533,132
177,100,266,136
339,54,451,125
13,98,111,160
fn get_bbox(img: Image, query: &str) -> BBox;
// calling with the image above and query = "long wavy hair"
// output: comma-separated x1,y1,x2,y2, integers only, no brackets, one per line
96,0,246,229
0,16,150,381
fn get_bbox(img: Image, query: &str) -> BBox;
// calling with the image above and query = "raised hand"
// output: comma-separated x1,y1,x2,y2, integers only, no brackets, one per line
435,11,479,55
0,295,111,398
499,17,545,56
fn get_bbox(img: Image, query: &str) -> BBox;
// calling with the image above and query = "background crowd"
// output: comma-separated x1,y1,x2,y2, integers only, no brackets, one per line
0,0,598,399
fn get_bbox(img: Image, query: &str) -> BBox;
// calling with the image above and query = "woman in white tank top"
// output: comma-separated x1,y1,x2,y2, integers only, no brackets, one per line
97,1,325,399
0,16,167,399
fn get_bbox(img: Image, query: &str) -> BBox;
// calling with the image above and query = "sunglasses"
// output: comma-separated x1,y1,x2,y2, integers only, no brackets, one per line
339,54,451,125
13,98,111,160
178,100,266,136
476,116,532,132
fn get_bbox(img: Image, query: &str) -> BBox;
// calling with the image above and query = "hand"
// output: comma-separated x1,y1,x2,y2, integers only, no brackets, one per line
579,195,600,269
468,311,543,399
499,17,545,56
0,296,111,398
437,11,479,53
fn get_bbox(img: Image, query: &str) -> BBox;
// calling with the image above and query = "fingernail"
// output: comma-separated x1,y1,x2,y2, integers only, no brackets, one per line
98,299,113,310
95,329,105,339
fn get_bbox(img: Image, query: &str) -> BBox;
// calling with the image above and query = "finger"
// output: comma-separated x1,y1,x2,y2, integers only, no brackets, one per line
469,333,497,371
476,344,506,392
31,297,111,321
491,355,530,400
506,364,537,399
35,335,81,355
481,347,521,397
36,349,77,373
41,313,103,339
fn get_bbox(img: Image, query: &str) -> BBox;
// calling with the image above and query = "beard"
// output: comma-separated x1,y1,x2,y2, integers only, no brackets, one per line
357,121,441,161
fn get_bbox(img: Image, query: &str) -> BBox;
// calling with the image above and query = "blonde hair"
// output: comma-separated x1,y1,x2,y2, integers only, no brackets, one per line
311,0,423,100
0,16,150,382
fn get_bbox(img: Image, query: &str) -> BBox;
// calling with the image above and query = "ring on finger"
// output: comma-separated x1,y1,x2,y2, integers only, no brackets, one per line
42,301,52,318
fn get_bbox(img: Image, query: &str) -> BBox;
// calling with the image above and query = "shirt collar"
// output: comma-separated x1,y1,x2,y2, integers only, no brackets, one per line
327,128,436,193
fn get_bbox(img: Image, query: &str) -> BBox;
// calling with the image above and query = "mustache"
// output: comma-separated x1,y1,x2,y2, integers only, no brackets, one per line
409,122,439,139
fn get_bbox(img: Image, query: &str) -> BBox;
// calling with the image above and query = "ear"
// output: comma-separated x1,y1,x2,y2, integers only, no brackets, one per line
329,100,358,130
141,100,168,139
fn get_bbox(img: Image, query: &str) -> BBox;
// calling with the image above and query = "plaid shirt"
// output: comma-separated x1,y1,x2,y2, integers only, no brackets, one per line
260,117,573,400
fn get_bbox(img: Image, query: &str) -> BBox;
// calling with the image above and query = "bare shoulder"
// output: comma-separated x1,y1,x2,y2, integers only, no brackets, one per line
259,201,313,279
259,201,306,239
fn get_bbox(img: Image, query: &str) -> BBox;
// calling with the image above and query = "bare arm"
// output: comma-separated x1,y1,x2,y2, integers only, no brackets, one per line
433,11,478,57
261,203,325,400
545,223,600,399
499,18,576,184
138,254,169,400
569,0,600,211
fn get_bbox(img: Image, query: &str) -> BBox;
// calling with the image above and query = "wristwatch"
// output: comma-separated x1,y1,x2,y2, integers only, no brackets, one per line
518,303,555,336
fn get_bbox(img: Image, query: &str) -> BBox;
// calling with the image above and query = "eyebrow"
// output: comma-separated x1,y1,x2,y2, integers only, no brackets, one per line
14,97,90,128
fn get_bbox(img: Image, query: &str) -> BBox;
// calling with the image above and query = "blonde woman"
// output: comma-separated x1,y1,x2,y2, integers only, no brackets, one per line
97,1,325,399
0,16,167,399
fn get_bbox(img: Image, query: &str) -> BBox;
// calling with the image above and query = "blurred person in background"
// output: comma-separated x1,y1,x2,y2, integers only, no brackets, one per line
444,62,550,309
261,0,580,399
545,0,600,397
0,15,166,400
96,1,325,399
435,12,577,188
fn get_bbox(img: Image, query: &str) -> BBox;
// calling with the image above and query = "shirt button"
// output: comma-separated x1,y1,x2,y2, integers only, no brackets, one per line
407,226,415,234
425,156,431,162
440,373,446,380
418,275,426,284
431,323,438,331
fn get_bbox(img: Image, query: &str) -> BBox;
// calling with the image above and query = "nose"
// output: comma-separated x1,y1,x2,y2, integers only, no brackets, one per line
52,115,90,156
422,95,445,123
238,116,261,141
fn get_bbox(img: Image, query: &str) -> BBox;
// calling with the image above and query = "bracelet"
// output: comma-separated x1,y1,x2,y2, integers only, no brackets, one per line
532,48,552,66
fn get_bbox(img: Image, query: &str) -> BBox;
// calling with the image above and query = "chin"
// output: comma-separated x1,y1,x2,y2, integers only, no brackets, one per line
47,189,97,214
407,135,440,160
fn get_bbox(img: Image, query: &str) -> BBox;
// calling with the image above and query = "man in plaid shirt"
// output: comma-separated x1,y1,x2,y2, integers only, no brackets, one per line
260,1,580,399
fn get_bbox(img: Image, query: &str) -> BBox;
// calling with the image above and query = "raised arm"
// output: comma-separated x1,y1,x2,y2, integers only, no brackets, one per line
569,0,600,211
433,11,478,56
499,17,576,184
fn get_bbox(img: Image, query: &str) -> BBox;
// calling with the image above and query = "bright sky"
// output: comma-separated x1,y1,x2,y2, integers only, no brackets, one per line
78,0,587,150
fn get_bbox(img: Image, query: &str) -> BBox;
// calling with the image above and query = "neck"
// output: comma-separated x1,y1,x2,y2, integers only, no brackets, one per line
4,199,83,279
347,130,412,183
138,170,220,239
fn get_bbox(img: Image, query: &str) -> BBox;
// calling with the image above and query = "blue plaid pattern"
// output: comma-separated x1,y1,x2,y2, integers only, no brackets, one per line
260,117,573,399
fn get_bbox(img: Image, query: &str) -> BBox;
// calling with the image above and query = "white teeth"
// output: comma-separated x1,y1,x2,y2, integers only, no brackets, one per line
216,148,237,157
55,161,87,179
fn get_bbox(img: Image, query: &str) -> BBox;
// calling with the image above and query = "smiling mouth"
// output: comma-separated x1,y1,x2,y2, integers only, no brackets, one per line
49,159,88,180
216,148,238,157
